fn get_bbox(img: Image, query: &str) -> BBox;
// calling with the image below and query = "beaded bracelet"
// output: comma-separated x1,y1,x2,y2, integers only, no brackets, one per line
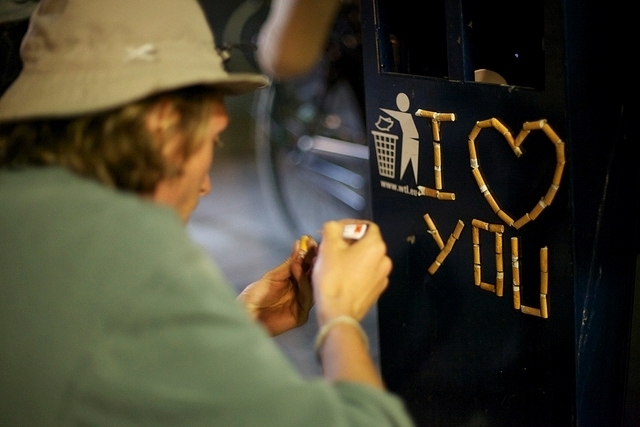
314,315,369,355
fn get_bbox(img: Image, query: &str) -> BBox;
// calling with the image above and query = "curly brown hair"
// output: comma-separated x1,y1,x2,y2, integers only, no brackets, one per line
0,85,220,194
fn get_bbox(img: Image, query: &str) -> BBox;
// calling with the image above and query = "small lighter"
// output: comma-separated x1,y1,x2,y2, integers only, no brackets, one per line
342,223,368,240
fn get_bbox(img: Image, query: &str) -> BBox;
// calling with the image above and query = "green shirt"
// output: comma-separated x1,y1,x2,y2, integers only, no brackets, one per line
0,167,415,426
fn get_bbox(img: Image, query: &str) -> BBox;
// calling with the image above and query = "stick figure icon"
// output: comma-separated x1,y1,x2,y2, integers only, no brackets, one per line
380,93,419,184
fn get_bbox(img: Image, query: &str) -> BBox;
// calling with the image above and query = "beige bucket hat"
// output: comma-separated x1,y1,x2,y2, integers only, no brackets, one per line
0,0,270,122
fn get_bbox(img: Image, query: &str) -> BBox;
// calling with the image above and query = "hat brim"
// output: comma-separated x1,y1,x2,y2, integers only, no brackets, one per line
0,65,270,122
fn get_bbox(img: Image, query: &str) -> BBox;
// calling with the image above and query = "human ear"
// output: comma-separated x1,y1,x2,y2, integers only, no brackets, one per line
145,98,180,134
145,98,182,159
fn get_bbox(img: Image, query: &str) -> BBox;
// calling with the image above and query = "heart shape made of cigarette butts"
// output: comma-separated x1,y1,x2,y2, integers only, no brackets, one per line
467,118,566,229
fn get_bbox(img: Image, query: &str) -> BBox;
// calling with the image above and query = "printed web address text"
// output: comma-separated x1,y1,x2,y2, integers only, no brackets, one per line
380,180,420,197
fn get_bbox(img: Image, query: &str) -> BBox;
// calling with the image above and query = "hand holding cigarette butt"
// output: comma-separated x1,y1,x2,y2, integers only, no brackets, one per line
238,234,317,336
312,220,392,323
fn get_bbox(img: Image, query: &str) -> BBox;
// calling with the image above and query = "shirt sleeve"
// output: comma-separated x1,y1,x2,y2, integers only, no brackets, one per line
60,211,415,427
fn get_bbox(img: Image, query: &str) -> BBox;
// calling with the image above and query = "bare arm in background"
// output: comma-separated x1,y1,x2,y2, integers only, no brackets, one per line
256,0,342,79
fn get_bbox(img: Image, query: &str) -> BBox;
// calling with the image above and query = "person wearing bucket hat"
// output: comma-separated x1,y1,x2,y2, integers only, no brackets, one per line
0,1,415,426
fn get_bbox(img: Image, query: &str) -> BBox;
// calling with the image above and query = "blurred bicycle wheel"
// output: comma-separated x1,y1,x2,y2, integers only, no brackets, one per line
252,0,369,239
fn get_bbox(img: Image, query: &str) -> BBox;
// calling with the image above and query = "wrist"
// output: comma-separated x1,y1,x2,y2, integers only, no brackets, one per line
314,315,369,356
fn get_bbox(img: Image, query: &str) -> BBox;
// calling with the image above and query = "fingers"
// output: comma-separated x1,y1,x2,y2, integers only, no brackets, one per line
311,220,392,323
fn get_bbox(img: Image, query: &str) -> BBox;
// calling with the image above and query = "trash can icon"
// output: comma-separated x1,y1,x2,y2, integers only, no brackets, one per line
371,130,397,178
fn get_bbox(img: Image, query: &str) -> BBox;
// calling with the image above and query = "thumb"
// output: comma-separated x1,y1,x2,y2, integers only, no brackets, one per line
319,221,349,251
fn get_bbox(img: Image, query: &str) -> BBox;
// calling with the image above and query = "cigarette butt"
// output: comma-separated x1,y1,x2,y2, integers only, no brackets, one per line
468,140,478,160
419,186,456,200
541,270,549,295
477,119,493,129
489,224,504,233
298,235,311,258
438,112,456,122
523,119,546,131
540,246,548,272
415,109,455,122
512,145,523,157
473,244,481,264
514,130,530,148
474,264,481,285
553,162,565,187
496,252,504,272
471,164,486,189
495,232,503,253
511,237,519,256
480,282,495,292
540,294,549,318
511,238,520,293
419,186,436,198
428,260,441,275
555,141,566,163
434,143,442,189
513,287,521,310
543,184,559,206
496,272,504,297
436,191,456,200
521,305,542,317
497,209,514,227
432,120,441,141
434,245,451,264
529,199,547,220
469,125,482,142
484,191,501,213
491,117,509,135
472,219,489,231
513,214,532,229
423,213,445,249
452,220,465,239
542,122,561,144
434,142,441,164
423,213,436,230
540,247,549,294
